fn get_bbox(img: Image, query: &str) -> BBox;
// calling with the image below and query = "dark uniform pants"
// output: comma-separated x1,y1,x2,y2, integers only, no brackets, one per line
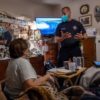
57,46,82,67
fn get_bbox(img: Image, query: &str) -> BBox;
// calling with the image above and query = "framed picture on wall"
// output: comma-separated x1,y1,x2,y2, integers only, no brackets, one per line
80,4,90,15
79,14,92,27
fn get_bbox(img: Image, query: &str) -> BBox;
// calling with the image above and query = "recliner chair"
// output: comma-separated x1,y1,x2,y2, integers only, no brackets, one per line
0,80,55,100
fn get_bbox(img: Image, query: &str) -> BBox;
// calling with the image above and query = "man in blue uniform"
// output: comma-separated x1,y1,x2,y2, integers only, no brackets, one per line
55,7,87,67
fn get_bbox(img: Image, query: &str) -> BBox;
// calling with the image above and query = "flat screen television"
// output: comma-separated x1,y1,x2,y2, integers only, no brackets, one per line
36,18,62,36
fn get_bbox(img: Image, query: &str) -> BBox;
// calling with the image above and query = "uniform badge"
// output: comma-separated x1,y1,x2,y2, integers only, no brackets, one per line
73,26,77,30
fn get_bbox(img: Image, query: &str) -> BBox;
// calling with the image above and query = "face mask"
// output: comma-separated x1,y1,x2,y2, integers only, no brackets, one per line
61,15,69,22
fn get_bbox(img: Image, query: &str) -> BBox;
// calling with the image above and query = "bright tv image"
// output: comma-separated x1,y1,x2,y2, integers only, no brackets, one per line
36,18,62,36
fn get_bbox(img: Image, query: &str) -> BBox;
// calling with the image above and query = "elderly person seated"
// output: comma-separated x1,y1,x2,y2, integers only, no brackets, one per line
4,38,69,100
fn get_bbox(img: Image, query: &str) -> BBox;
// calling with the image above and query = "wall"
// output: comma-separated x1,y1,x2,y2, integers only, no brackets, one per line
61,0,100,34
0,0,61,19
0,0,74,19
42,0,70,5
1,0,100,29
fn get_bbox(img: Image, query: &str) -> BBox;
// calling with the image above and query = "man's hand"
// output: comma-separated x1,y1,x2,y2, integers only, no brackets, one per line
55,32,72,43
74,31,84,39
61,31,72,39
65,32,72,39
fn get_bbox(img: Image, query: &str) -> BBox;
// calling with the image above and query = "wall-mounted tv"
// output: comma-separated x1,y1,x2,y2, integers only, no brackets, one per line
36,18,62,36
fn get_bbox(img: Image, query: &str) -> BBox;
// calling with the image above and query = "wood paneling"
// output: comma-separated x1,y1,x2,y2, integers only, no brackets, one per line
0,60,9,81
29,56,46,75
81,37,96,67
0,56,45,81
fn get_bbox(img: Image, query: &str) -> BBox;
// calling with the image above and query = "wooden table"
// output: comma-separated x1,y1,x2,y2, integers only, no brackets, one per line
50,68,86,85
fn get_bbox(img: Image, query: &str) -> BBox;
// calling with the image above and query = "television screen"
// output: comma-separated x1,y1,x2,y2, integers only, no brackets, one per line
36,18,62,36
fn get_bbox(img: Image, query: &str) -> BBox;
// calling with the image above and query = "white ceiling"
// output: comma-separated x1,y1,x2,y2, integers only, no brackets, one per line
31,0,76,5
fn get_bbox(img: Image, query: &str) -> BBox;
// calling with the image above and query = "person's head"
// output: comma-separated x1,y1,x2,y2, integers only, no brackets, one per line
61,7,71,22
62,7,71,17
9,38,29,59
5,23,11,31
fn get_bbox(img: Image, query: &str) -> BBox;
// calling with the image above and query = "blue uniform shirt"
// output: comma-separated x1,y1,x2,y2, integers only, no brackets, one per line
56,19,86,48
